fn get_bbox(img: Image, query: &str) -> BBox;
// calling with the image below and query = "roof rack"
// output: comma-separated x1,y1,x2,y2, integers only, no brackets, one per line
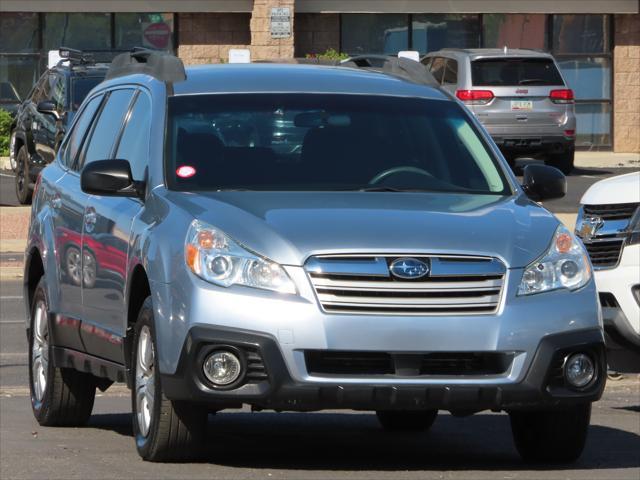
105,48,186,83
339,55,438,87
58,47,95,66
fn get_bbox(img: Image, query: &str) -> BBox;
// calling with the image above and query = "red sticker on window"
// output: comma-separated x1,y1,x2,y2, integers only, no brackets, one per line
176,165,196,178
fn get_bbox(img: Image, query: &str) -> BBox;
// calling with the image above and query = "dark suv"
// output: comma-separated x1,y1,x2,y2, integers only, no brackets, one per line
10,48,107,204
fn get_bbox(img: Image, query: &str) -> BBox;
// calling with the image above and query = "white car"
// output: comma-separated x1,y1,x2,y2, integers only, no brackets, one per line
576,171,640,372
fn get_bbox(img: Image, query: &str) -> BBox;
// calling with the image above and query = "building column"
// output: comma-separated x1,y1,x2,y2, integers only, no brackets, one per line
613,14,640,153
250,0,295,60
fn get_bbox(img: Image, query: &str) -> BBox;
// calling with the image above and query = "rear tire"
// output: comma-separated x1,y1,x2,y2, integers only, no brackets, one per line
509,403,591,463
29,278,96,426
546,149,574,175
132,297,207,462
15,146,32,205
376,410,438,432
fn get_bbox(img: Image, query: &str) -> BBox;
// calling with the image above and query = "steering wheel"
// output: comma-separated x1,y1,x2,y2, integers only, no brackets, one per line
369,166,433,185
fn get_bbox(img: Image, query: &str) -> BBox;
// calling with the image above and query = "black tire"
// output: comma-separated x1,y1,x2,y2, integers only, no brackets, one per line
376,410,438,432
15,145,32,205
546,149,575,175
132,297,207,462
29,277,96,426
509,403,591,463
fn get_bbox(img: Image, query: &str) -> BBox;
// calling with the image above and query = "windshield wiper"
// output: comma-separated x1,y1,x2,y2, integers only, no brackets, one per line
518,79,546,85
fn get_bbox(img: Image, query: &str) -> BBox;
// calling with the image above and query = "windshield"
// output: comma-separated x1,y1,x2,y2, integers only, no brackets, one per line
472,58,564,86
71,76,104,110
166,94,510,194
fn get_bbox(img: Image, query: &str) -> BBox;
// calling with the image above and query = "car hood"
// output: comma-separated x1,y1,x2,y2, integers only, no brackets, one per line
166,191,560,268
581,171,640,205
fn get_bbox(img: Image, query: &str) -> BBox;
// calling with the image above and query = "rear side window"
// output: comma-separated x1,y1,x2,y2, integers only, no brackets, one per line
429,57,445,83
59,94,103,169
442,59,458,85
472,58,564,86
79,88,134,170
115,91,151,182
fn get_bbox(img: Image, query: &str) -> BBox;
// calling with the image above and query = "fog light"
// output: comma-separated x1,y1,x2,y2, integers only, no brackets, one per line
564,353,595,388
203,351,242,386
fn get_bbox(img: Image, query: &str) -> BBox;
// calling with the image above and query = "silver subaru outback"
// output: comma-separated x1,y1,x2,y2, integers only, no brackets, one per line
422,48,577,174
24,51,603,463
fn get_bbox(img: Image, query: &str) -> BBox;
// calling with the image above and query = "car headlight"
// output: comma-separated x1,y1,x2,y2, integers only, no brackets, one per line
518,225,591,296
185,220,296,294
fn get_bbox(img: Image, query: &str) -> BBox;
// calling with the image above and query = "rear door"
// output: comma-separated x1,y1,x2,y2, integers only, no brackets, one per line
469,57,570,134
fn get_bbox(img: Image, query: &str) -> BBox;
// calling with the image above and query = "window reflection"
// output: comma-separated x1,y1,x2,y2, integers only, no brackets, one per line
44,13,111,51
115,13,174,51
575,103,611,147
482,14,547,50
553,15,610,54
556,57,611,100
412,15,480,54
341,14,409,55
0,13,39,53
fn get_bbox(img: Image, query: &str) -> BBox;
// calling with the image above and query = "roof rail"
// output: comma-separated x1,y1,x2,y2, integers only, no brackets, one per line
339,55,438,87
105,48,186,83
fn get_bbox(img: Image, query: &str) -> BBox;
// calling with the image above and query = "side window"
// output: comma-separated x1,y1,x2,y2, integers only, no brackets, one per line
442,59,458,85
79,89,135,170
429,57,446,84
60,94,103,169
115,91,151,182
50,74,66,110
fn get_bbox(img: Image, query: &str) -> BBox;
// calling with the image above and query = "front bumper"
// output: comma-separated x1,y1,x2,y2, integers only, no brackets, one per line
161,326,606,412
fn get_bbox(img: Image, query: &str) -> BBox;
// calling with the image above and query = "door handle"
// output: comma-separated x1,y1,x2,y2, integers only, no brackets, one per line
51,194,62,209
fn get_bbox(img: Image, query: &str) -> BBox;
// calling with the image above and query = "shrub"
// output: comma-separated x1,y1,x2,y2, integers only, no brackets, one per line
0,109,12,157
306,48,349,61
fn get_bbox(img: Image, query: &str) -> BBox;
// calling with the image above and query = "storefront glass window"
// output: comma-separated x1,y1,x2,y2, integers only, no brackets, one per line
556,57,611,100
0,13,40,53
575,103,611,147
553,15,610,54
482,14,547,50
552,14,611,148
0,55,41,101
44,13,111,51
115,13,174,51
412,15,480,54
341,14,409,55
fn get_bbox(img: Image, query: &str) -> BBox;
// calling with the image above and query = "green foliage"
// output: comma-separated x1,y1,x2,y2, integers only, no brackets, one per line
306,48,349,61
0,109,12,157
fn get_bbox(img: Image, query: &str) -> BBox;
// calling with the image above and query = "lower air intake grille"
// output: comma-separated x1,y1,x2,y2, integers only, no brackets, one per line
305,351,513,376
583,239,624,268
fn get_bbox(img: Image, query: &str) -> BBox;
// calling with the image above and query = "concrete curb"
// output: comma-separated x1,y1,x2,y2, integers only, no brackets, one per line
0,156,10,170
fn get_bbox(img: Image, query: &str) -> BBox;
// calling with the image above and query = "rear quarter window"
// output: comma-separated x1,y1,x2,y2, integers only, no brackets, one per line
471,58,564,86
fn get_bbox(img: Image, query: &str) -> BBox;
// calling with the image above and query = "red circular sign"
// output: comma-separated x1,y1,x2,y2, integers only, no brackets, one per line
144,22,171,49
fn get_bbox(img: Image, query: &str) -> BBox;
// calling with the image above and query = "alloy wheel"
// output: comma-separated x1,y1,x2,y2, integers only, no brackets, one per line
31,300,49,402
135,326,155,438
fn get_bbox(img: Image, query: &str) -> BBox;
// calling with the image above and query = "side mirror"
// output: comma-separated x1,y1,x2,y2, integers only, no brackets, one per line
37,100,62,120
521,164,566,202
81,159,143,199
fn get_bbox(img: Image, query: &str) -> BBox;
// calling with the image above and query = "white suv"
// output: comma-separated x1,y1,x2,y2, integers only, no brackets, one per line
576,172,640,372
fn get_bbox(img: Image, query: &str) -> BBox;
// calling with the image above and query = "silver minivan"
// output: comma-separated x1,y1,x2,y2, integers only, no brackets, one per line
422,48,576,173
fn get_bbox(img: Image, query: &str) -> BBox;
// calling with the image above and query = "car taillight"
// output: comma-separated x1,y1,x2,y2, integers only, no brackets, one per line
456,90,494,105
550,89,575,104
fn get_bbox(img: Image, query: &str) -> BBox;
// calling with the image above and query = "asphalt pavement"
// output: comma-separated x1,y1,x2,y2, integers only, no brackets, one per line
0,280,639,479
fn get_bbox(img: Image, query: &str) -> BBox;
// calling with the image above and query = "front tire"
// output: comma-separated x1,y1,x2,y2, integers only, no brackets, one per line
15,145,32,205
509,403,591,463
376,410,438,432
29,278,96,426
132,297,207,462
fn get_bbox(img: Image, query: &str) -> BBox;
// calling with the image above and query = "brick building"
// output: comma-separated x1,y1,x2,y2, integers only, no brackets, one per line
1,0,638,152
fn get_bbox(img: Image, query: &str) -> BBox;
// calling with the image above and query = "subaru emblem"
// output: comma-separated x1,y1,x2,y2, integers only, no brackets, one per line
389,258,430,280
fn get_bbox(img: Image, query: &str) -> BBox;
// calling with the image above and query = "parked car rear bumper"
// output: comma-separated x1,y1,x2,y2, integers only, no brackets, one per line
491,135,575,156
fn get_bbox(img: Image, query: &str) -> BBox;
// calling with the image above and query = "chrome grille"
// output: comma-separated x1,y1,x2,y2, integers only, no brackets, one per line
305,255,506,315
583,203,638,221
583,239,625,268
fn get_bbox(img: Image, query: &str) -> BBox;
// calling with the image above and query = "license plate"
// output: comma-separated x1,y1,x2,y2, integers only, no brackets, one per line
511,100,533,111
